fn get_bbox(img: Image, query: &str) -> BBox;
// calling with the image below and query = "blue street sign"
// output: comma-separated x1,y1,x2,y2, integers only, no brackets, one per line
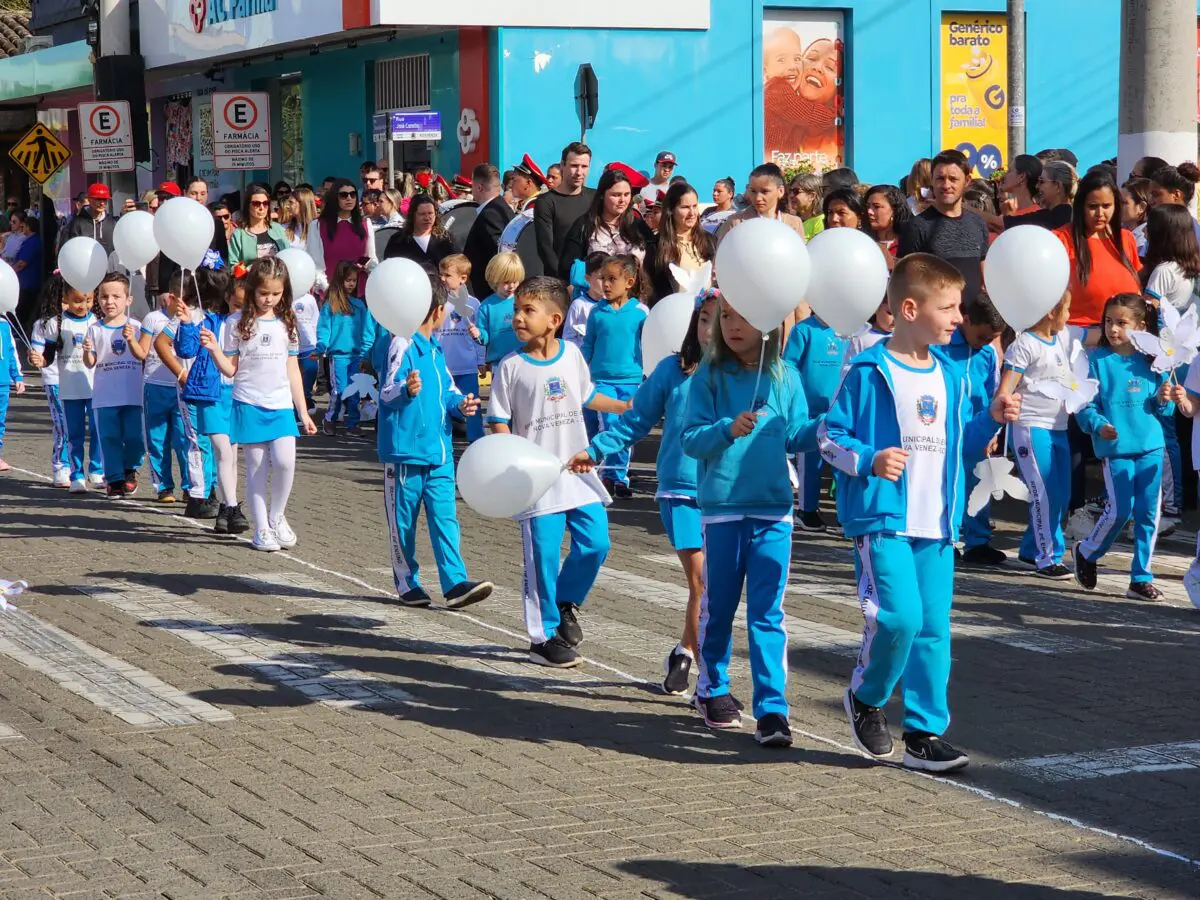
385,111,441,142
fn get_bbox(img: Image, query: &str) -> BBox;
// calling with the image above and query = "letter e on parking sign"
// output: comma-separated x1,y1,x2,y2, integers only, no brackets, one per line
78,100,134,173
211,91,271,171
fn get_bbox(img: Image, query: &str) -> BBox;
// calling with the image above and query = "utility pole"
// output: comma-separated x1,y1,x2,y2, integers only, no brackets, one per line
1118,0,1198,182
1007,0,1025,160
97,0,138,203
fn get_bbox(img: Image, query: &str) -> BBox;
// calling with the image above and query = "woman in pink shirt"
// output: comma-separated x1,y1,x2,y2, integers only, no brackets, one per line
306,178,377,292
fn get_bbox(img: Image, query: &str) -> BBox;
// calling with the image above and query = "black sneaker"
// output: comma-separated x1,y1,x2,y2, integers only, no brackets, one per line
214,504,230,535
796,510,827,532
902,732,969,773
696,694,742,729
1126,581,1164,602
226,503,250,534
961,545,1007,567
183,496,208,518
612,481,633,499
844,688,894,759
529,635,580,668
105,482,126,499
322,419,336,436
754,713,793,747
399,587,433,608
661,645,693,696
1035,563,1073,580
557,603,583,647
444,581,494,609
1072,542,1097,590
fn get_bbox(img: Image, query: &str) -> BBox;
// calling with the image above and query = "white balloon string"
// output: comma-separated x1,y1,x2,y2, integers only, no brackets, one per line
6,313,32,351
749,333,768,411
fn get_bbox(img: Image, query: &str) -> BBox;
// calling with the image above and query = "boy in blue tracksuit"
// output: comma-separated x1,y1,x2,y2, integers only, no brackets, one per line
316,284,370,435
378,276,493,610
0,316,25,468
819,254,1019,773
1074,294,1172,602
582,255,648,496
783,314,847,531
941,294,1006,566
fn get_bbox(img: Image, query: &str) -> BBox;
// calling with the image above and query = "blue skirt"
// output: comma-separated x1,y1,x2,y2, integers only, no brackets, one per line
196,384,234,436
230,401,298,445
658,497,702,551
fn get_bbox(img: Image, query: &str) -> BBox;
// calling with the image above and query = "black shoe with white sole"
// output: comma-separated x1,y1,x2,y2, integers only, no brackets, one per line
796,510,827,532
696,694,742,729
398,587,433,608
754,713,793,747
844,688,894,759
901,732,970,772
1126,581,1164,602
1072,542,1097,590
529,635,580,668
1035,563,1073,580
557,603,583,647
961,544,1007,567
661,645,692,696
444,581,493,609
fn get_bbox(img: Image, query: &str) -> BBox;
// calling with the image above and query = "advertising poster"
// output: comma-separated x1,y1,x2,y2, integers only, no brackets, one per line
940,13,1008,178
762,10,845,174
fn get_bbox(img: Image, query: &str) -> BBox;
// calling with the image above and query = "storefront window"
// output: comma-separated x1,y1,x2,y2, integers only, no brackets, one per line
280,79,304,186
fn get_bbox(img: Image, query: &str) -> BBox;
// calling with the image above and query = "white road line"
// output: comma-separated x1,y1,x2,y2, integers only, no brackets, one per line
0,605,232,727
1004,741,1200,782
642,554,1112,654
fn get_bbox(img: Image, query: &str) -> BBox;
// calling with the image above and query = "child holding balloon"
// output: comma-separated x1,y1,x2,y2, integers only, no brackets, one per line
680,297,820,747
570,288,718,696
487,275,632,669
820,253,1020,772
377,269,493,609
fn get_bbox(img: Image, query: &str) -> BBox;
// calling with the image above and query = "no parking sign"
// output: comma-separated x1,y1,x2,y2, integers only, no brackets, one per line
79,101,134,173
211,92,271,170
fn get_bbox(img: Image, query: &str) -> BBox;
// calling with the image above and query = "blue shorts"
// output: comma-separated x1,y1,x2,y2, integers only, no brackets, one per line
196,385,234,436
658,497,702,551
230,401,298,445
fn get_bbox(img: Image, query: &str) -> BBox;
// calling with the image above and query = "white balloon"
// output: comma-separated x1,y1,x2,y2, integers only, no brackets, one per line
365,258,432,339
641,291,695,376
805,228,891,337
456,433,564,518
58,237,109,294
714,218,811,333
0,260,17,315
278,248,316,296
153,197,215,270
113,210,159,270
983,225,1070,333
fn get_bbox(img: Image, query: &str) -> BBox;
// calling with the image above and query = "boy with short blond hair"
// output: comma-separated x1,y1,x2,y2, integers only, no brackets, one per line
437,254,485,442
471,251,526,367
819,253,1021,773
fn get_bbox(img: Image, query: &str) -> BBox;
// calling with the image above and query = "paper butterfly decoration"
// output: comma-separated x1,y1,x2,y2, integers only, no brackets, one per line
967,456,1029,516
0,579,27,612
446,285,475,324
341,372,379,406
1027,343,1099,414
359,400,378,422
670,261,713,296
1128,302,1200,373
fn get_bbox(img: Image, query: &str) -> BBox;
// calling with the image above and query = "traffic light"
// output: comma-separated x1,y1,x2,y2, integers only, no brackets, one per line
81,0,100,52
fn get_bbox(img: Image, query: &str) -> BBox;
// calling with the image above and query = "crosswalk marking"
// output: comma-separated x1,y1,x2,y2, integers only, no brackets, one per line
640,554,1111,655
0,604,232,727
1005,741,1200,782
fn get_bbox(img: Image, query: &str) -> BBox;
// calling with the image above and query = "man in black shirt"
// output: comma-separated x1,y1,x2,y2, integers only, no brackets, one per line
898,149,990,303
534,142,596,277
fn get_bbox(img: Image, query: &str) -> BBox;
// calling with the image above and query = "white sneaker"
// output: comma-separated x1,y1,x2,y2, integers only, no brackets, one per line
68,478,88,494
1184,566,1200,610
87,473,105,487
270,516,297,549
252,529,281,552
53,470,71,488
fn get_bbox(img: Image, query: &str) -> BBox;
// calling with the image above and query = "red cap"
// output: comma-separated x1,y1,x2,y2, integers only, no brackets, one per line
157,181,181,197
605,162,649,192
513,154,546,188
452,174,472,190
86,183,111,200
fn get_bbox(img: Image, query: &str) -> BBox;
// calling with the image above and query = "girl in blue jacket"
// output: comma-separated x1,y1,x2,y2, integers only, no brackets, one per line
570,289,717,697
1074,294,1173,602
316,260,369,436
681,298,819,748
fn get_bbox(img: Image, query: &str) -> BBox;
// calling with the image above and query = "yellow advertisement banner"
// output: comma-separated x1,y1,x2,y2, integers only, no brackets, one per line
940,13,1008,178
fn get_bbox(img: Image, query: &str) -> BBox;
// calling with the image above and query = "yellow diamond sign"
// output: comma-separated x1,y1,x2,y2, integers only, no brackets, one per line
9,122,71,184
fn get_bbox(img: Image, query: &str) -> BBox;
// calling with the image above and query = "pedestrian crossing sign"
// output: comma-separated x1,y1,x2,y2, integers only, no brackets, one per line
9,122,71,184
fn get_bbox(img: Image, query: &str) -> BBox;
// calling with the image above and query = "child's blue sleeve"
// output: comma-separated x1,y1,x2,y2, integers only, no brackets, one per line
353,302,370,357
359,310,377,360
681,372,735,459
475,304,491,347
440,356,464,413
6,326,20,381
818,366,877,477
783,377,819,455
782,322,808,372
581,307,596,364
1074,355,1108,436
379,338,415,409
588,362,670,461
173,321,201,359
633,315,644,372
315,305,330,356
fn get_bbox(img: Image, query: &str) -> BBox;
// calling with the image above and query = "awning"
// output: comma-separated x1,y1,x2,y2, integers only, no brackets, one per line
0,41,92,105
343,0,710,30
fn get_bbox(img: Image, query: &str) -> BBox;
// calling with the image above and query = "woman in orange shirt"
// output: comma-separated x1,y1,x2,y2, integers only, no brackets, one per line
1053,169,1141,333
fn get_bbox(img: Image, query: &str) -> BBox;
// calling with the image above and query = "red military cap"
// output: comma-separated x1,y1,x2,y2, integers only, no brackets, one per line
605,162,649,192
512,153,546,188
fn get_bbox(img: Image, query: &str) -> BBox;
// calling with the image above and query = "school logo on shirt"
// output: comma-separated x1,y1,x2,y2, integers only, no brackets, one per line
1126,378,1144,394
916,395,938,426
544,375,566,402
112,337,127,355
824,340,841,356
261,333,272,346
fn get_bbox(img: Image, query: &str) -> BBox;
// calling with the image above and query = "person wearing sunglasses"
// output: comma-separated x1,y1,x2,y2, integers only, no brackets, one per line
306,177,377,292
228,183,290,264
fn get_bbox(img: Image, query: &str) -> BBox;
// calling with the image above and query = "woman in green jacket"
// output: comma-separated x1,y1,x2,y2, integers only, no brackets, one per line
228,182,290,263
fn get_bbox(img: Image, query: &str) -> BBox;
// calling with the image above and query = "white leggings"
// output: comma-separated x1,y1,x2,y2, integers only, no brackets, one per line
210,433,239,506
243,437,296,532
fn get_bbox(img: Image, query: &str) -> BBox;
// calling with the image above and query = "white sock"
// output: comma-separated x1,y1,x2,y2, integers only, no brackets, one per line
210,433,239,506
268,436,296,525
243,442,270,532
